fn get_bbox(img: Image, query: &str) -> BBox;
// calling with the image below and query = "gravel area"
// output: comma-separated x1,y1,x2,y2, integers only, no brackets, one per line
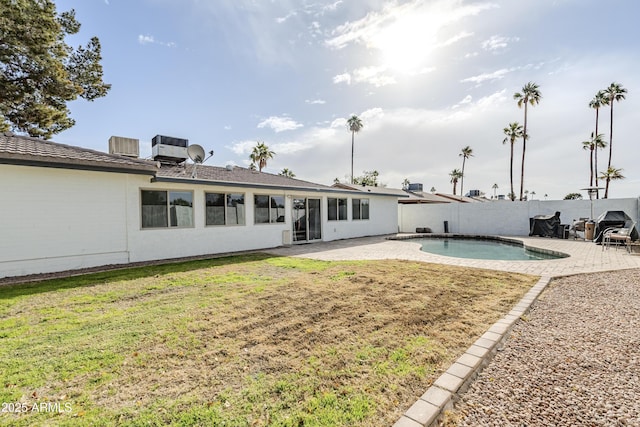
450,268,640,427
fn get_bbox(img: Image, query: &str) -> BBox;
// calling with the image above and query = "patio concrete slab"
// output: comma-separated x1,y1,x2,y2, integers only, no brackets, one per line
265,234,640,277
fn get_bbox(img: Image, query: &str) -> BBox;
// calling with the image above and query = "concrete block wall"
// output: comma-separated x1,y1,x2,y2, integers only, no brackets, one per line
399,198,640,236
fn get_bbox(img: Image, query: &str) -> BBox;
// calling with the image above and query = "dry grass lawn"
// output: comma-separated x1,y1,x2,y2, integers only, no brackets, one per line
0,254,538,426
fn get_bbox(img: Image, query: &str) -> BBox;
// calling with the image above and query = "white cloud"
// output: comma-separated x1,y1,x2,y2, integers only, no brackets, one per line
276,11,297,24
460,67,516,84
257,116,304,133
138,34,176,48
353,66,396,87
482,35,519,52
333,73,351,85
227,140,256,155
305,99,326,105
138,35,155,45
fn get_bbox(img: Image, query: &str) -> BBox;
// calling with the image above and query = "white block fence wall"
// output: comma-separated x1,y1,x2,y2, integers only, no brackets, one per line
398,198,640,236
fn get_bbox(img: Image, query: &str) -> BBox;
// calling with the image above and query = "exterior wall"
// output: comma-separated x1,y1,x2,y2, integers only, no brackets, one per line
126,183,399,262
322,194,399,241
126,184,291,263
1,164,399,278
399,198,640,235
0,164,137,278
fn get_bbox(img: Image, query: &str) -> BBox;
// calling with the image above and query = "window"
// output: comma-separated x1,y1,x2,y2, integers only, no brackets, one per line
205,193,245,226
352,198,370,220
327,197,347,221
254,195,285,224
141,190,193,228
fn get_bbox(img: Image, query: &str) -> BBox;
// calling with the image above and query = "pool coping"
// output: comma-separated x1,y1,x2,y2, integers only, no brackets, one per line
389,233,570,260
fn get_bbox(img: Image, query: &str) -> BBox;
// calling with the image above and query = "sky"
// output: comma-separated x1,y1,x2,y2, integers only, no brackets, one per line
52,0,640,200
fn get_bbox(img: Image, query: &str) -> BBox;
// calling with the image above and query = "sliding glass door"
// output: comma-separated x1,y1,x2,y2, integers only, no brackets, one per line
292,198,322,242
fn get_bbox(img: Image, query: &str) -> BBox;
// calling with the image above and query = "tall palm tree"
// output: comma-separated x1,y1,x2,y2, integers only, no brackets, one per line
249,142,275,172
599,166,625,199
458,146,473,198
279,168,295,178
347,115,364,184
581,133,606,188
502,122,524,201
449,169,463,195
513,82,542,201
589,90,609,198
603,82,627,197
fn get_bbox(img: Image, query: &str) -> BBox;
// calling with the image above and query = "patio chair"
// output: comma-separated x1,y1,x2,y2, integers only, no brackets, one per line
570,218,588,240
602,221,636,253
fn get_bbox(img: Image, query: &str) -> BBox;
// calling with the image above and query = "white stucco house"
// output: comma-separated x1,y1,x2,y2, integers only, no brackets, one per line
0,133,401,279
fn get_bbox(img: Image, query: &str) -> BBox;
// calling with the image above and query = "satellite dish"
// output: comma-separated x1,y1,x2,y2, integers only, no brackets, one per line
187,144,206,163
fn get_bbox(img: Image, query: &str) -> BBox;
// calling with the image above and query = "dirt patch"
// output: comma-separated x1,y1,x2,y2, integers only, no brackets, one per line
82,258,537,425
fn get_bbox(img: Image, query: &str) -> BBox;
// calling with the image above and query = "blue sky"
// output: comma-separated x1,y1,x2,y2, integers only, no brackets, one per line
54,0,640,199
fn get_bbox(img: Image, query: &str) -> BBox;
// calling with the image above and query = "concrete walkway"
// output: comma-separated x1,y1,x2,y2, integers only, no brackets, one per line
265,234,640,277
265,234,640,426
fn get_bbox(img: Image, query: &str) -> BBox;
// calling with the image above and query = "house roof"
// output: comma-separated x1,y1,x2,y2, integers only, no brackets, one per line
0,132,158,175
332,183,410,198
0,133,402,197
400,191,455,204
155,163,344,193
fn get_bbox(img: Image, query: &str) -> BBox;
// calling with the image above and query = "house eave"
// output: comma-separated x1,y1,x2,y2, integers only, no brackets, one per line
0,157,158,176
152,176,406,197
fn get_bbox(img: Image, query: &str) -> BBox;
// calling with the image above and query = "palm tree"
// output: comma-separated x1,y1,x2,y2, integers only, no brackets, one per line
347,115,364,184
449,169,463,195
600,166,625,199
589,90,609,198
502,122,524,201
513,82,542,201
458,146,473,198
249,142,275,172
603,82,627,197
279,168,295,178
581,133,606,188
492,183,498,199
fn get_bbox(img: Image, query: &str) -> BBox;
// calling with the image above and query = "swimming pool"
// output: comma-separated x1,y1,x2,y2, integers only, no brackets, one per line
414,237,567,261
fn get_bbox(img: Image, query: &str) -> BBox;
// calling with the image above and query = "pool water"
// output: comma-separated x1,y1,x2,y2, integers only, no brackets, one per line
416,238,565,261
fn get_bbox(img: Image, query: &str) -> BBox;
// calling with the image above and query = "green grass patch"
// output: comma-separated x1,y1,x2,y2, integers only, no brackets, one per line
0,254,537,426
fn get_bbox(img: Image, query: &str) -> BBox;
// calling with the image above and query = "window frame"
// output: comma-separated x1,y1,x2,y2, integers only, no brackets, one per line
141,189,194,229
254,194,286,224
327,197,348,221
205,192,246,226
352,198,370,221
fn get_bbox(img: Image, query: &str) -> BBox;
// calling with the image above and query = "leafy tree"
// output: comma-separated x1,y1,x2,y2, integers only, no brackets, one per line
513,82,542,201
564,193,583,200
249,142,275,172
449,169,462,195
581,133,606,189
603,82,627,197
353,170,379,186
0,0,111,138
600,166,625,199
347,115,363,184
459,146,473,198
589,90,609,198
430,186,436,193
502,122,524,201
279,168,295,178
